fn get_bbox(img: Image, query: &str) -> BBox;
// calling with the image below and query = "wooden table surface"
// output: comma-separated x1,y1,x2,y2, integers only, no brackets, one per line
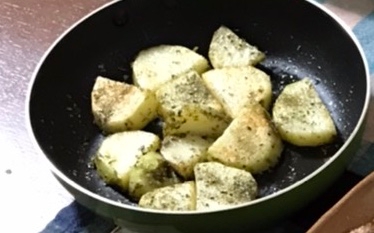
0,1,370,233
0,1,110,232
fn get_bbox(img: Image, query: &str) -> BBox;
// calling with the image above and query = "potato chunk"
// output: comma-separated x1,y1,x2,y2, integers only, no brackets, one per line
160,135,214,179
91,76,157,133
272,78,337,146
202,66,272,117
128,151,181,201
139,181,196,211
156,71,230,137
194,162,257,210
93,131,160,191
208,26,265,69
207,104,283,174
132,45,210,91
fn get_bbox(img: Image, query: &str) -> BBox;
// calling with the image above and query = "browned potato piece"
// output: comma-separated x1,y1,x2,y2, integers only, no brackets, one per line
207,104,283,174
91,76,157,133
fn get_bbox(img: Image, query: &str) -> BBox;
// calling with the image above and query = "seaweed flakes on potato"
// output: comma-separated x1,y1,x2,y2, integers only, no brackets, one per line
208,25,265,69
272,78,337,147
91,76,157,134
202,65,272,118
139,181,196,211
155,70,231,137
194,162,258,211
132,45,210,91
128,151,181,201
160,135,214,179
93,130,160,192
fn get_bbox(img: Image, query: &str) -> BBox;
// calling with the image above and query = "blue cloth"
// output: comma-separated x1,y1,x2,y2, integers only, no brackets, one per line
353,12,374,73
41,202,115,233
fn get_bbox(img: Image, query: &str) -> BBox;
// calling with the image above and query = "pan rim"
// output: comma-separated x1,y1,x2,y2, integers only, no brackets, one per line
25,0,371,215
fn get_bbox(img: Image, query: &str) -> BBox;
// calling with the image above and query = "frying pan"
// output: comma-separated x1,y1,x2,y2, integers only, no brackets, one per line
27,0,370,232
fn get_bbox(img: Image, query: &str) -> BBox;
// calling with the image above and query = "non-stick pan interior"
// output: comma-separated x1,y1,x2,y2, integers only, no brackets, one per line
29,0,367,205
